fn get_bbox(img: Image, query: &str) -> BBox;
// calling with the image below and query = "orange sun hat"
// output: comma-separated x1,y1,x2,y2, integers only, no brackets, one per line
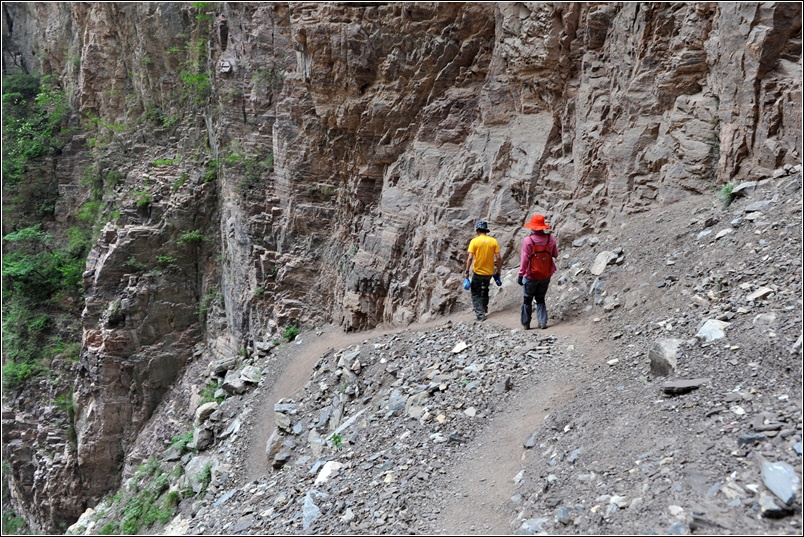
524,214,550,231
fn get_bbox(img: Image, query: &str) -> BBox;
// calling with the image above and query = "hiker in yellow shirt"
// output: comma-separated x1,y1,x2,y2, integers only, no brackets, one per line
464,220,502,321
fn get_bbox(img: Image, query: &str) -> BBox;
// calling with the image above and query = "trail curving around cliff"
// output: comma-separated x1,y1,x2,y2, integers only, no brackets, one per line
239,301,606,534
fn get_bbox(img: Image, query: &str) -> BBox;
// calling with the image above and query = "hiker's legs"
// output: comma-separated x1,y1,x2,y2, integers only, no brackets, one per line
521,278,538,328
481,276,491,313
533,279,551,327
471,273,492,320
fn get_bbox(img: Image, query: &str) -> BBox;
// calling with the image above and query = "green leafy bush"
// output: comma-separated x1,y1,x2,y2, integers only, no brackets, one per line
177,230,207,244
192,2,214,23
1,225,87,388
151,158,178,166
718,182,735,208
200,380,224,404
77,200,102,223
223,142,273,192
196,463,212,494
134,190,151,208
170,431,195,454
198,286,220,322
202,159,219,183
283,324,299,342
155,255,177,266
2,225,85,299
1,359,42,389
2,511,26,535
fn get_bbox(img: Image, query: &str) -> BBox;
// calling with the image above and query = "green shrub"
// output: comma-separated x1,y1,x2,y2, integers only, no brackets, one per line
134,190,151,208
223,141,273,192
1,511,25,534
283,324,299,342
202,160,219,183
144,106,167,126
1,359,42,389
155,255,177,266
198,287,220,322
54,392,74,414
105,169,123,190
170,431,195,454
124,256,145,272
165,490,180,509
2,75,88,392
136,458,161,478
2,73,41,102
200,380,224,404
2,226,86,300
52,340,81,363
251,68,284,91
177,230,207,244
2,300,44,364
79,166,104,199
2,74,69,184
192,2,215,23
162,115,179,128
718,182,735,208
76,200,101,223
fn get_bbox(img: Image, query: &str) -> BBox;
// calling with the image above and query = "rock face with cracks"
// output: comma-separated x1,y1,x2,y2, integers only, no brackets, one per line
1,2,801,533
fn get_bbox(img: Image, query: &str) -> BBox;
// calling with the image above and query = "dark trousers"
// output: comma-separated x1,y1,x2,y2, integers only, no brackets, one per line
521,277,550,328
470,273,492,320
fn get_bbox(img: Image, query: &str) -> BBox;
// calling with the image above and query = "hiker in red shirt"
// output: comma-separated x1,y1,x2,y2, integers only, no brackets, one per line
517,214,559,329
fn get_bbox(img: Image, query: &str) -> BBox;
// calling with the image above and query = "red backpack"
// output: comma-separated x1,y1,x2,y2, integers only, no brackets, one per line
526,236,553,280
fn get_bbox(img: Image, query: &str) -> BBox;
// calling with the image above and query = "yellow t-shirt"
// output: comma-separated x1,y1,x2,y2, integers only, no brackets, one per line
468,235,500,276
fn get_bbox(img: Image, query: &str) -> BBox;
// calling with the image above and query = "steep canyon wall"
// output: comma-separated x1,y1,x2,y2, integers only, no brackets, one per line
1,2,801,532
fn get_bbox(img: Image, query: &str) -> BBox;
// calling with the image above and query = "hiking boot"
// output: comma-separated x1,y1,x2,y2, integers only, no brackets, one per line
539,323,547,329
521,324,531,330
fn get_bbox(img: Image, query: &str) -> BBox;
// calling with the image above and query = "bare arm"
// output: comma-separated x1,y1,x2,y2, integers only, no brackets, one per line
465,252,475,275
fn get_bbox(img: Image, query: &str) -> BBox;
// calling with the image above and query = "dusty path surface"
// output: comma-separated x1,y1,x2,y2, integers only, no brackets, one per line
430,313,607,535
240,300,608,534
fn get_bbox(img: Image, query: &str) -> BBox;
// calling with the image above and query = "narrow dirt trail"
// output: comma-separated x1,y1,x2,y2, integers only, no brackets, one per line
431,312,603,534
241,300,606,535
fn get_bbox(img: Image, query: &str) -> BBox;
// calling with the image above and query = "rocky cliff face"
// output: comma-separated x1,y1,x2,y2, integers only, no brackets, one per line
1,2,801,533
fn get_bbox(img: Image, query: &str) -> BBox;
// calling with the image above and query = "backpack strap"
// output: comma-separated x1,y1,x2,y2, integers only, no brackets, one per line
527,234,551,256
